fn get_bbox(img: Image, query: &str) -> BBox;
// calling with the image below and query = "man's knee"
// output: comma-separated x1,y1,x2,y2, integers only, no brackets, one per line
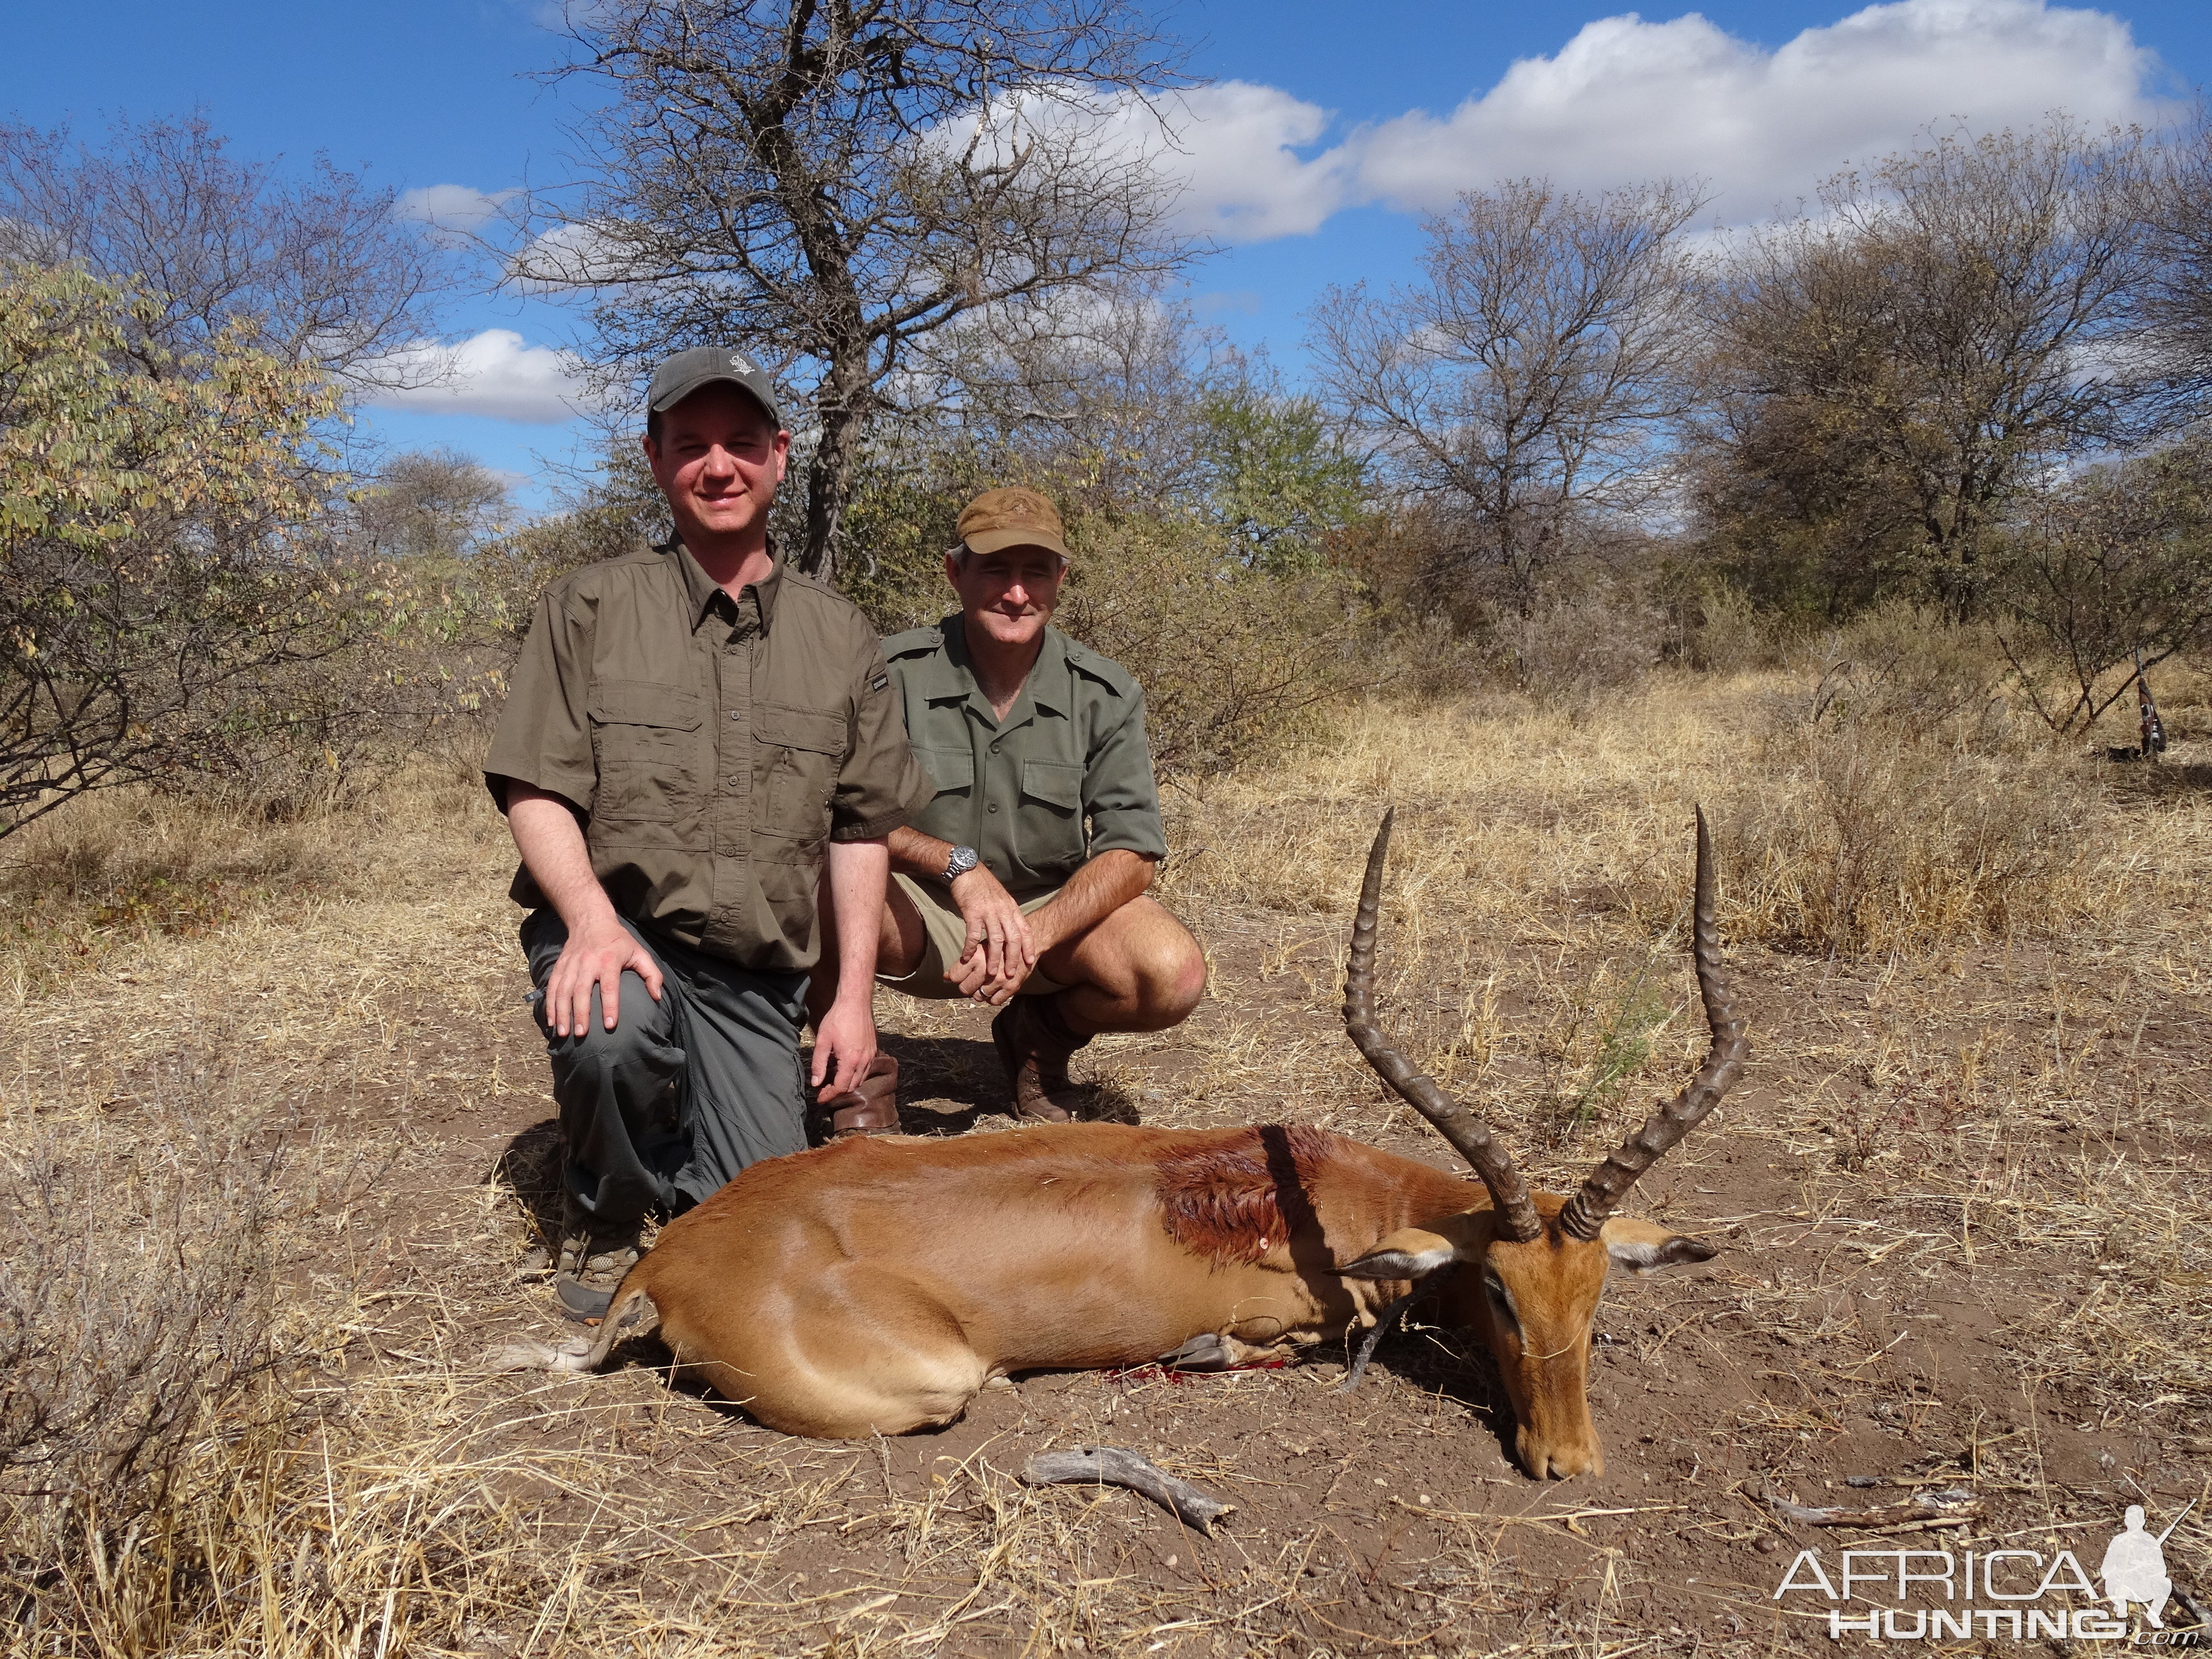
547,972,677,1078
1168,934,1208,1015
1111,915,1205,1029
1150,926,1207,1022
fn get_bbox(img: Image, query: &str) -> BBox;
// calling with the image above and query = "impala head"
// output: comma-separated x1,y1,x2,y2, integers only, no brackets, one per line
1339,807,1748,1479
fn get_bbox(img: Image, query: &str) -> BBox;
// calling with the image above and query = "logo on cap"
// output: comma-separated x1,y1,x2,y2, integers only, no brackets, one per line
729,354,753,373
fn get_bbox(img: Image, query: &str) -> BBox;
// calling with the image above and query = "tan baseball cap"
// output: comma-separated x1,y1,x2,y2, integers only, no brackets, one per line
956,486,1070,559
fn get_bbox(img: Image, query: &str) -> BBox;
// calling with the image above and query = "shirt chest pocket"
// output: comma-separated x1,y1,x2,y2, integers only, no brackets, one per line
1017,758,1086,865
914,745,975,798
755,702,848,844
589,680,703,824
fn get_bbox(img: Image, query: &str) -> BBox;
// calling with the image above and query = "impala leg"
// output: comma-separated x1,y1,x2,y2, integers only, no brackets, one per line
1339,1290,1417,1394
662,1260,989,1438
1157,1331,1233,1370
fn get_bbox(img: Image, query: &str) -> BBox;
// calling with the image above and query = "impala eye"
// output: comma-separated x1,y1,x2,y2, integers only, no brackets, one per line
1484,1271,1520,1334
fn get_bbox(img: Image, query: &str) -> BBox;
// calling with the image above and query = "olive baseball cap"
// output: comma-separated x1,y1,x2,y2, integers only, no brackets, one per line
956,486,1070,559
646,346,783,431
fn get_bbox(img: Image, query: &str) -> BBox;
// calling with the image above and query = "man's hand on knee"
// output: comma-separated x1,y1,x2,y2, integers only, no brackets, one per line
547,919,665,1038
950,866,1035,1005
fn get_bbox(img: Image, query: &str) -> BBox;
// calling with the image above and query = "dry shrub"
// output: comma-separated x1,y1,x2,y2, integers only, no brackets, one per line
1493,583,1667,705
1679,580,1789,673
0,1097,295,1646
1059,515,1369,781
1600,600,2112,959
0,1092,598,1656
2,789,346,991
1796,600,2013,731
1714,720,2110,956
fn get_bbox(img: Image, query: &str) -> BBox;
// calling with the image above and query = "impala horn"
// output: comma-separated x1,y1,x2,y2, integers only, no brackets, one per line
1344,808,1544,1244
1557,807,1749,1242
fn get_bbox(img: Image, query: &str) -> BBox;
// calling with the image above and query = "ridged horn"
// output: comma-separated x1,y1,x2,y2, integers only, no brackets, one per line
1557,807,1749,1242
1343,808,1544,1244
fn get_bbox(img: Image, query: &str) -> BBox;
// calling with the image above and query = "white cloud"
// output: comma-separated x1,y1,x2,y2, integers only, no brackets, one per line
361,329,592,424
1355,0,2159,217
1158,82,1351,240
1159,0,2165,238
393,183,519,243
926,79,1350,244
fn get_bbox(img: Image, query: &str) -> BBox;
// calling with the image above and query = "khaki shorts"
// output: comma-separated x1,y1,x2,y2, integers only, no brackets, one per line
878,873,1072,1000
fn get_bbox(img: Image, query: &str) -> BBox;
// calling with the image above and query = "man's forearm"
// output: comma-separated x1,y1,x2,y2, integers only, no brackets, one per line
826,839,891,1009
1030,849,1154,952
886,824,958,881
508,787,621,934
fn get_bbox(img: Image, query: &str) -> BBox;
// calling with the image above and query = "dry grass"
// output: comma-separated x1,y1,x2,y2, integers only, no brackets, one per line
3,670,2209,1655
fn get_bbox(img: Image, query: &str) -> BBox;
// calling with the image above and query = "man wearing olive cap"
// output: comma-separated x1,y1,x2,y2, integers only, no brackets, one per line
810,486,1207,1125
484,346,931,1319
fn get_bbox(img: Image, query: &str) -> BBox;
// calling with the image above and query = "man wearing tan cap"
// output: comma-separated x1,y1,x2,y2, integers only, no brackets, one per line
810,486,1206,1126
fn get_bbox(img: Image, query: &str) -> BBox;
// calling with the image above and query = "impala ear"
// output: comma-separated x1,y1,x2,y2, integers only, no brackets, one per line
1600,1216,1720,1276
1337,1225,1467,1280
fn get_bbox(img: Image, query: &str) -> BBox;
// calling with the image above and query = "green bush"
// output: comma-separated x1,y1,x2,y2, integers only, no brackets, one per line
1058,514,1369,782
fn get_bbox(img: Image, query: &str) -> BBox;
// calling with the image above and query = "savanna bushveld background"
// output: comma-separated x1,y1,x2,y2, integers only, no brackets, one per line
7,6,2212,1652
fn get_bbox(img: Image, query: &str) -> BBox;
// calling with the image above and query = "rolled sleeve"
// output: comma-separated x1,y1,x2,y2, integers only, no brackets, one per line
484,589,598,817
831,644,933,842
1082,690,1169,862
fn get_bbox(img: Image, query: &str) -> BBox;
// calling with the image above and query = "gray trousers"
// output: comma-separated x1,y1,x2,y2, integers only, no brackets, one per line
521,909,810,1223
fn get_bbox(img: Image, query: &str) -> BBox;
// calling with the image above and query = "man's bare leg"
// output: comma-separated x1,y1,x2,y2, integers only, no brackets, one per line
994,895,1205,1122
1035,895,1207,1036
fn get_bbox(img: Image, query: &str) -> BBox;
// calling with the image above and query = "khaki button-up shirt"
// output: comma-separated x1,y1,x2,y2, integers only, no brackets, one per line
486,539,932,973
882,618,1168,899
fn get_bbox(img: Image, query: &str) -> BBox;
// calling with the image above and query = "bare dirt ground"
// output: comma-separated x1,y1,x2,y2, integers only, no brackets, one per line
6,682,2210,1656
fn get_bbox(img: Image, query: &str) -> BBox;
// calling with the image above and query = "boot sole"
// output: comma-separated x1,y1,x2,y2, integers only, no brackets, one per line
556,1275,616,1323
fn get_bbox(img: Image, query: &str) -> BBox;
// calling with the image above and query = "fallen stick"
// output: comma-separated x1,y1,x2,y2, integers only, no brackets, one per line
1765,1484,1979,1529
1020,1446,1235,1534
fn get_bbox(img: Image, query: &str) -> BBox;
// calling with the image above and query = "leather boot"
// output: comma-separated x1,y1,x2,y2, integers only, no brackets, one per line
821,1053,901,1138
554,1194,644,1323
991,995,1092,1123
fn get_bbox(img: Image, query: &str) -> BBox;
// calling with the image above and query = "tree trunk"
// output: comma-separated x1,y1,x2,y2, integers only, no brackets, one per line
797,344,874,584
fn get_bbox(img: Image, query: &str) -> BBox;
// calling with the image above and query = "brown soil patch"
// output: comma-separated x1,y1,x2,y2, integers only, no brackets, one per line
7,686,2209,1654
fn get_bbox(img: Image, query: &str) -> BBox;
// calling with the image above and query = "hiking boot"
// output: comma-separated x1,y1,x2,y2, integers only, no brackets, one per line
991,996,1092,1124
554,1197,643,1323
824,1053,901,1138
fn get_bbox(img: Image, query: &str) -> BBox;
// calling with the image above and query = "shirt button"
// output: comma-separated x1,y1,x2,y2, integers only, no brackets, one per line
989,743,1001,755
987,802,1000,814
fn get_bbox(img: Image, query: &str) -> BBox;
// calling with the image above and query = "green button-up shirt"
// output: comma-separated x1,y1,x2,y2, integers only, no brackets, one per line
486,538,932,973
882,617,1169,899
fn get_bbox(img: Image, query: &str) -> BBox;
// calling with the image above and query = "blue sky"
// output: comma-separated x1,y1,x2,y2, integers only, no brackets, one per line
5,0,2205,506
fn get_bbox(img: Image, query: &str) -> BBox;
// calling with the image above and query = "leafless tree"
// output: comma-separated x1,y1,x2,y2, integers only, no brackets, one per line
2132,106,2212,424
0,113,448,392
521,0,1202,581
920,282,1218,516
1701,122,2152,618
1991,436,2212,734
1307,178,1703,619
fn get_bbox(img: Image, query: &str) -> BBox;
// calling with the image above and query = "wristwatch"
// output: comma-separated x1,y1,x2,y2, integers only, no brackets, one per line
942,844,981,883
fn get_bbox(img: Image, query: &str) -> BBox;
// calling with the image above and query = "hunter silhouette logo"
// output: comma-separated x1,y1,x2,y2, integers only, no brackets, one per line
1771,1498,2198,1641
2102,1501,2190,1629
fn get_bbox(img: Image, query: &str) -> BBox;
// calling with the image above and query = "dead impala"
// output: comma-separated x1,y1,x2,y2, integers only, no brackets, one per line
511,810,1748,1480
